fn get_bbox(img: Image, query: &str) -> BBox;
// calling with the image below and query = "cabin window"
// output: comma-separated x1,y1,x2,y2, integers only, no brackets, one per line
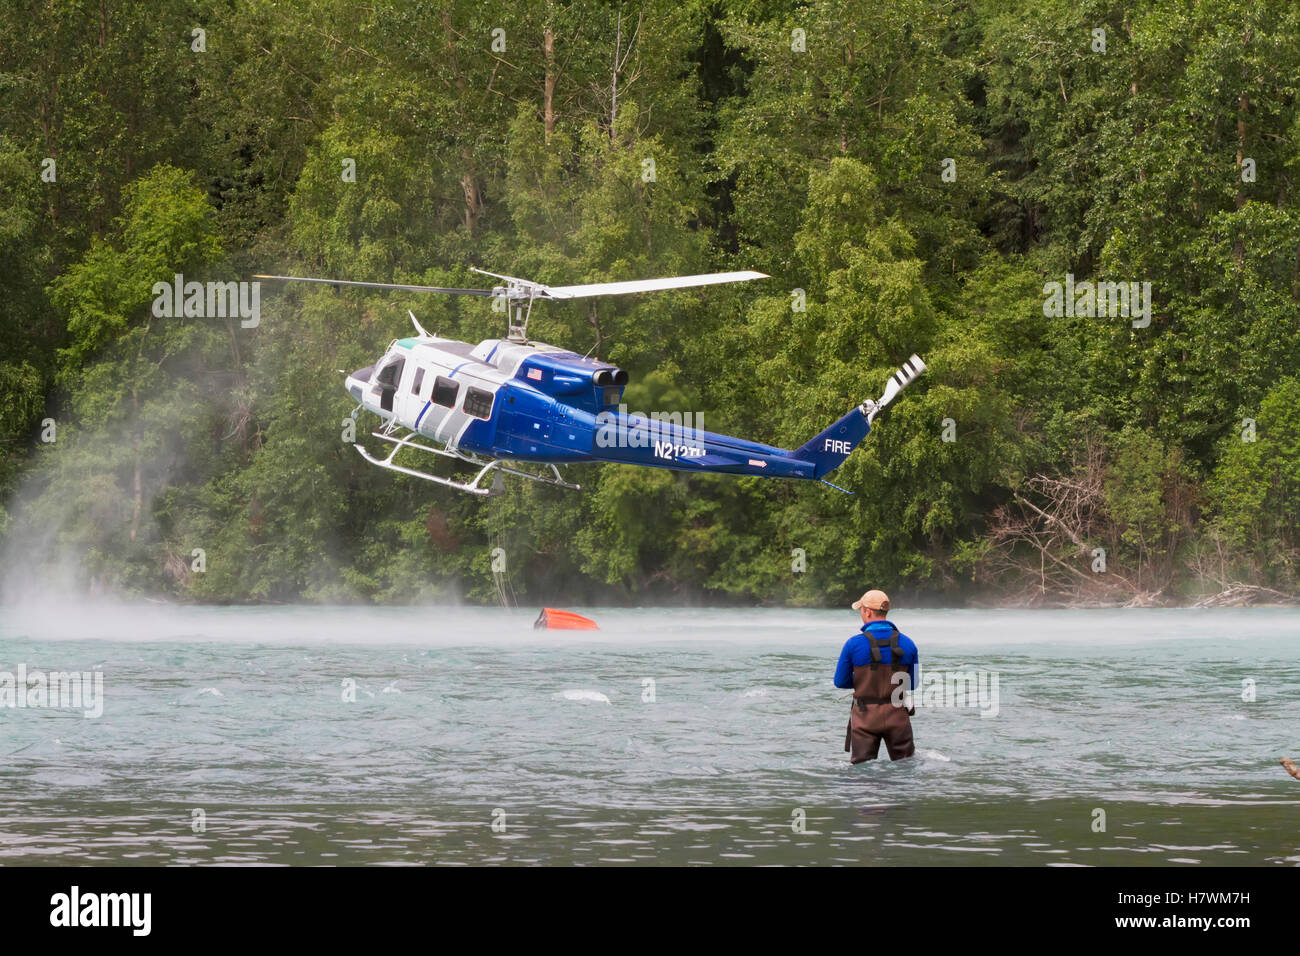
433,375,459,408
464,386,494,420
411,367,425,395
375,358,405,413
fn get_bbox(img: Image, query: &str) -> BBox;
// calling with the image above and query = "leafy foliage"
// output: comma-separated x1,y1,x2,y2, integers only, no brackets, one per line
3,0,1299,604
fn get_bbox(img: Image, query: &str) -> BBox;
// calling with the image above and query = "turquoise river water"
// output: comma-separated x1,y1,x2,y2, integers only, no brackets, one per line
0,605,1296,865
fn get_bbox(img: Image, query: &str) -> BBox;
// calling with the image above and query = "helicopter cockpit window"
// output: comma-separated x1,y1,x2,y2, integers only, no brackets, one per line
432,375,459,408
411,367,425,395
463,386,494,420
375,358,405,413
375,359,403,387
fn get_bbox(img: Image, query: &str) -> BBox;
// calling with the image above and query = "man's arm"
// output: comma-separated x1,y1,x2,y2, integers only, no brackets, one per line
833,640,855,689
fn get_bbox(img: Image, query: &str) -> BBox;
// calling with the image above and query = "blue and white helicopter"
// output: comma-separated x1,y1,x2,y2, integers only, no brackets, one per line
256,268,926,496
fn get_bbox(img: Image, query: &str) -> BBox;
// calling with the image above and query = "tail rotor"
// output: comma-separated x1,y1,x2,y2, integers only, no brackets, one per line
862,354,926,423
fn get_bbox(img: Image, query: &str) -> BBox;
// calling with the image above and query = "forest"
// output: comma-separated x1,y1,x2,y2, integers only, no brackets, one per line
1,0,1298,607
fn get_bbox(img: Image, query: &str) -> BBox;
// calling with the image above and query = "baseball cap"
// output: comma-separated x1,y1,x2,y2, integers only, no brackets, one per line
851,589,890,612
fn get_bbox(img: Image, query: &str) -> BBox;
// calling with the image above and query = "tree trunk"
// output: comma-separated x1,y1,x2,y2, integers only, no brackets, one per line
442,9,481,233
461,160,481,234
130,389,142,542
1234,27,1252,262
1234,93,1249,262
544,25,555,138
610,9,621,141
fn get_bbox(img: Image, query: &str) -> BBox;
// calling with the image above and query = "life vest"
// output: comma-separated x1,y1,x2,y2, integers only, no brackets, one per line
851,622,911,706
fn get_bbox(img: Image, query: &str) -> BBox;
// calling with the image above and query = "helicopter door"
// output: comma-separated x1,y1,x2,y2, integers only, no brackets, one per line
396,361,429,427
374,356,406,414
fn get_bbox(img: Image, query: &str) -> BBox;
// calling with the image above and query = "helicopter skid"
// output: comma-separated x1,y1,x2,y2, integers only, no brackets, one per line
357,428,581,496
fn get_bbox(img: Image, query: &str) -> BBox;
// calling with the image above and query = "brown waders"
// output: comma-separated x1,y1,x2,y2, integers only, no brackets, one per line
844,623,915,763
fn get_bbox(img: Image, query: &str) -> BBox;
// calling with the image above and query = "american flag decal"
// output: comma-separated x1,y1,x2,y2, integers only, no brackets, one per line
527,367,543,381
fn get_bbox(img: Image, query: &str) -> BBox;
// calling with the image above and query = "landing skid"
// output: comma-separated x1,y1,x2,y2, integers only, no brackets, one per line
356,423,581,496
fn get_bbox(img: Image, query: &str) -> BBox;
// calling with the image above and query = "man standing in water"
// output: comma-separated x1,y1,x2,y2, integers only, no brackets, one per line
834,590,918,763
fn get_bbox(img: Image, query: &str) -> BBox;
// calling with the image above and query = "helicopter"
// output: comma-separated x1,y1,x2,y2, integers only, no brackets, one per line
254,268,926,496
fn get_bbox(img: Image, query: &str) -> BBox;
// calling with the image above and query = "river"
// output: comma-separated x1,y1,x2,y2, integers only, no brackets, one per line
1,604,1296,865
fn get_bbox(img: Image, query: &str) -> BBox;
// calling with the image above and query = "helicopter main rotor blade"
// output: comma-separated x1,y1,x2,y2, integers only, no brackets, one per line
254,275,496,296
254,268,768,311
538,270,768,299
469,266,534,286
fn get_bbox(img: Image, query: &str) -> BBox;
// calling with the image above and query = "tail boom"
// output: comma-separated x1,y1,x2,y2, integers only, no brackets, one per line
539,353,926,483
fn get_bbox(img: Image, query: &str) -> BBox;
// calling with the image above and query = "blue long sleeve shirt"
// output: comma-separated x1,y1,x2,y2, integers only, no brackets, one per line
834,620,919,693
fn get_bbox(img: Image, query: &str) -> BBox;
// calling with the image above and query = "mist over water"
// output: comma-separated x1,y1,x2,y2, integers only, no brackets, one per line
1,605,1297,865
